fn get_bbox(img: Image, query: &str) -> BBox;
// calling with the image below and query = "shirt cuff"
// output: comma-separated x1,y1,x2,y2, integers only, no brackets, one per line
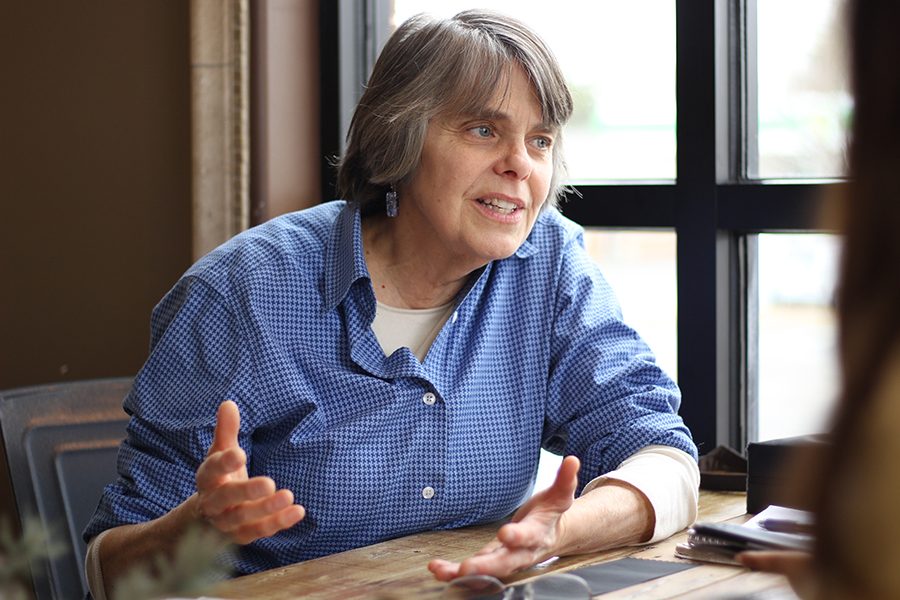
581,445,700,543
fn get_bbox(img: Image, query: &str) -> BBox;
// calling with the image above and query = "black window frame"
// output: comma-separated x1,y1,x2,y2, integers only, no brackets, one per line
319,0,840,454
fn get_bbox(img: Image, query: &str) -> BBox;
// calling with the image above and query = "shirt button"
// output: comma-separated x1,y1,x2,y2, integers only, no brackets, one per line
422,392,436,405
422,486,435,499
451,311,459,323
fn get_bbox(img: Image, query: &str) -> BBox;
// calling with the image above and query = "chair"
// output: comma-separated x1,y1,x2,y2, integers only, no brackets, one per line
0,378,131,600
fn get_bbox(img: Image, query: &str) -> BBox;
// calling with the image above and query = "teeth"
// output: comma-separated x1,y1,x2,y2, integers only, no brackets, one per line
480,197,518,213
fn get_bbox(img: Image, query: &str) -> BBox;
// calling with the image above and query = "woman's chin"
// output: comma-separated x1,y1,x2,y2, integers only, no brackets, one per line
473,238,526,264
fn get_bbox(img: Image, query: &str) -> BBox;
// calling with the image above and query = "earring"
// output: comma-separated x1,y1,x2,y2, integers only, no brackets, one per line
385,186,398,218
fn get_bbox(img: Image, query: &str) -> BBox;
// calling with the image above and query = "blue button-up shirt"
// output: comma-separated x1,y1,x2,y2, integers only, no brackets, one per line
85,201,696,575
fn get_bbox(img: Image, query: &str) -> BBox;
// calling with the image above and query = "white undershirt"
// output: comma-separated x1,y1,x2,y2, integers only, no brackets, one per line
582,445,699,543
370,299,455,361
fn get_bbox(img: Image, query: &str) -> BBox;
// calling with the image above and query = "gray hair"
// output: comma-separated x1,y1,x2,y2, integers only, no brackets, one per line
335,10,574,212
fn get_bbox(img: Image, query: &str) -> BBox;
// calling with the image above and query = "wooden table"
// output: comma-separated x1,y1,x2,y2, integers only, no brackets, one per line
213,491,795,599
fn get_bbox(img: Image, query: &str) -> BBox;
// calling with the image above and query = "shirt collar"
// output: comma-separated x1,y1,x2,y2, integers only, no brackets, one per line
515,236,538,258
323,202,370,311
323,201,541,309
515,208,556,258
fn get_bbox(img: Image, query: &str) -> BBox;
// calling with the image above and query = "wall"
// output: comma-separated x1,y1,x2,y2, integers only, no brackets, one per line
1,2,194,390
253,0,322,222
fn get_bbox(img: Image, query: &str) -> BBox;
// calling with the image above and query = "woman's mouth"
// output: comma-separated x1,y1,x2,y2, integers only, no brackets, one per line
477,197,520,215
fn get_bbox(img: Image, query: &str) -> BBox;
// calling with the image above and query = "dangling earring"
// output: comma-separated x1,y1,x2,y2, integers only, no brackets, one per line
385,186,398,218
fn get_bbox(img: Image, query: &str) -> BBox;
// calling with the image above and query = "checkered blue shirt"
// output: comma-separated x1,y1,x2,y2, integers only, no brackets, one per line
84,201,696,575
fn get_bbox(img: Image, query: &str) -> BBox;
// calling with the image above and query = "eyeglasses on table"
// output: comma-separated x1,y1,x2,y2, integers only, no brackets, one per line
442,572,591,599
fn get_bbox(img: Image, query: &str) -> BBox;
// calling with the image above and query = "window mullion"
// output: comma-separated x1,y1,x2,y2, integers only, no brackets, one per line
561,186,676,228
744,0,760,179
676,0,741,452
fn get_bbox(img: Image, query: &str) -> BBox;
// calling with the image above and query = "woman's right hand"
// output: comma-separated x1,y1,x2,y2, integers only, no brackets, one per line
193,400,306,544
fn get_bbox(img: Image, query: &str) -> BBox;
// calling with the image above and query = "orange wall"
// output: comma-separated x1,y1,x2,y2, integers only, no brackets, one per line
1,2,322,391
1,3,195,390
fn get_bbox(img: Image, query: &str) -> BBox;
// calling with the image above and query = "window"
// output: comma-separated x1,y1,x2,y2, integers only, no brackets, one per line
750,0,848,440
583,230,678,381
323,0,849,458
394,1,677,181
756,0,850,179
756,234,840,441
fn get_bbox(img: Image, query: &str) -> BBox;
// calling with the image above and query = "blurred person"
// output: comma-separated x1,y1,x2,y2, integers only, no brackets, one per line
82,10,699,599
740,1,900,597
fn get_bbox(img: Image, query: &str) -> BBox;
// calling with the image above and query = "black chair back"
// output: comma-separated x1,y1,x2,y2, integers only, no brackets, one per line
0,378,131,600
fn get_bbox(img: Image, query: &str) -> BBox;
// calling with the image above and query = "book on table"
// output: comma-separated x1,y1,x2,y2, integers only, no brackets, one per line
675,505,814,565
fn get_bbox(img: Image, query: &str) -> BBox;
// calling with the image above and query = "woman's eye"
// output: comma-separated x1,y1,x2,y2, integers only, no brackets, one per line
470,125,493,138
533,136,552,150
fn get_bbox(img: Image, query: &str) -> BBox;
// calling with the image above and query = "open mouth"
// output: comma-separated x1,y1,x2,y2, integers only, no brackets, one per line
477,197,520,215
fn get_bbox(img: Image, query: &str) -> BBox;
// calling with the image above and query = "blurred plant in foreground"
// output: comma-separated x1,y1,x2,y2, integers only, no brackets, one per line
0,517,65,600
112,524,235,600
1,515,234,600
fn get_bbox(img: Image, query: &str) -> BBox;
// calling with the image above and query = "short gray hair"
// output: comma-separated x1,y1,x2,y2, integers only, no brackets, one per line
336,10,574,212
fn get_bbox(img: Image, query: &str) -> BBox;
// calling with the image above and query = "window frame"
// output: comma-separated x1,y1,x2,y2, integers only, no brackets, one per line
319,0,841,453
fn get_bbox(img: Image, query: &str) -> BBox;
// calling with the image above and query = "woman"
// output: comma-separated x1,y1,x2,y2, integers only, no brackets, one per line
84,10,699,597
740,1,900,597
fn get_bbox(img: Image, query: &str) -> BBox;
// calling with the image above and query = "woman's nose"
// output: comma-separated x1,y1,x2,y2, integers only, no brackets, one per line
493,140,533,180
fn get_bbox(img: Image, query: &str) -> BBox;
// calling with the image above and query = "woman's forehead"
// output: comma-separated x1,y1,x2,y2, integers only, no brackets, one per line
439,64,552,126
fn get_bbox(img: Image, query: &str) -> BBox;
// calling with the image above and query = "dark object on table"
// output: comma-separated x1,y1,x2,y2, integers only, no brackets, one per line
571,557,697,595
699,445,747,491
676,504,814,566
746,434,830,513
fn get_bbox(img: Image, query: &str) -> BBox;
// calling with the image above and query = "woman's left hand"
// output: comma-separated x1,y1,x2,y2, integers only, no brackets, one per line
428,456,580,581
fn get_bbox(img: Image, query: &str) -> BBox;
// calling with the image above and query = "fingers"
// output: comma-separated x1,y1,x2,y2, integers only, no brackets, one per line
198,476,276,516
509,455,579,524
737,550,812,575
211,488,294,529
209,400,241,455
547,455,579,504
738,550,812,596
457,544,536,579
430,549,538,582
230,504,306,545
497,522,526,547
196,446,248,490
428,559,460,582
191,401,306,545
429,456,583,583
473,539,504,557
197,401,248,489
501,455,579,545
195,481,306,544
495,519,552,557
429,531,543,582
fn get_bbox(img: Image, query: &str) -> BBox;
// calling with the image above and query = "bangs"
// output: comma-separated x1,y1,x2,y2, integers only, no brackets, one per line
428,19,571,128
435,40,512,119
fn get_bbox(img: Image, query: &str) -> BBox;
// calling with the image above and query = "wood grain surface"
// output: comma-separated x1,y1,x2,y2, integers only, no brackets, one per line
212,491,793,599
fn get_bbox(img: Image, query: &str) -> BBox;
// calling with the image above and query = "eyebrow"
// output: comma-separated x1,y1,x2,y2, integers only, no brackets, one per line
460,108,557,134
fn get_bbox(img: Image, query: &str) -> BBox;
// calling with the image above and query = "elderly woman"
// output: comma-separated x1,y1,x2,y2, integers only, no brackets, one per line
84,10,699,597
